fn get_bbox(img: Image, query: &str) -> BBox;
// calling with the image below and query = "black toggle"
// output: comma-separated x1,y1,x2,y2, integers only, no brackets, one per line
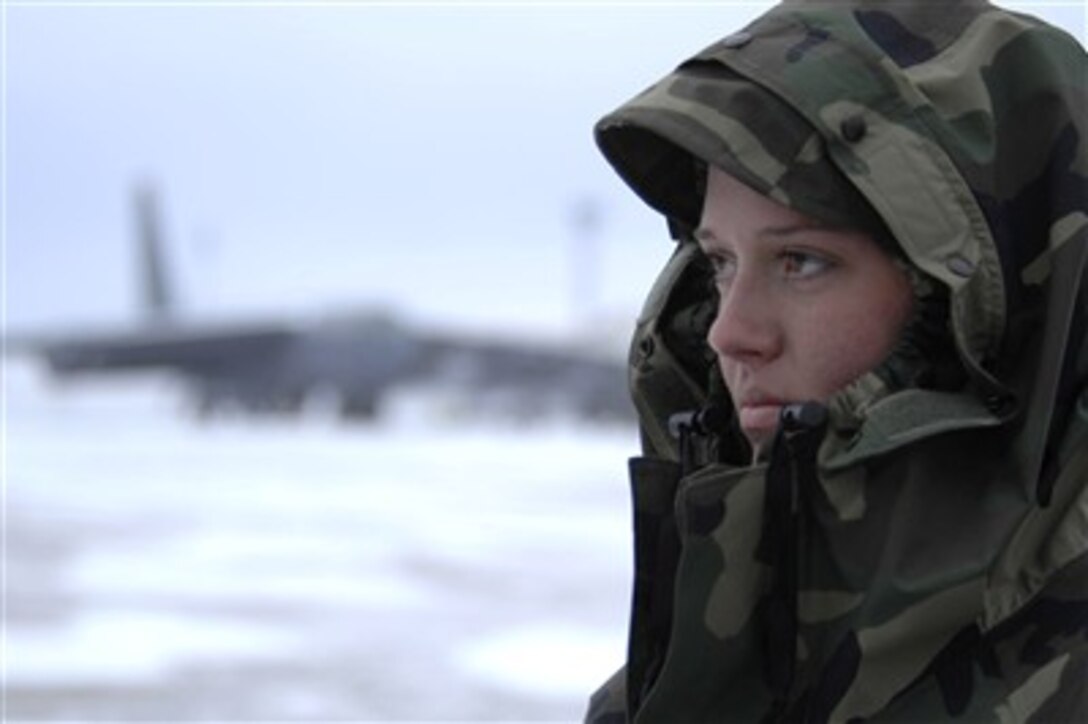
780,401,829,432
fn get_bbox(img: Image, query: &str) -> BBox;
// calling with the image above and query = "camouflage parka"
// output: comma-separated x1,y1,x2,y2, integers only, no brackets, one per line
588,1,1088,721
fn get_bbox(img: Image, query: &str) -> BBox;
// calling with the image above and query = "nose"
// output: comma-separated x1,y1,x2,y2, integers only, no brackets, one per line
706,278,783,367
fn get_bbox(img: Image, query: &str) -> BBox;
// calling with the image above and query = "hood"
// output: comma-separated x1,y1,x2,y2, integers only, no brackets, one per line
588,4,1088,719
595,0,1088,501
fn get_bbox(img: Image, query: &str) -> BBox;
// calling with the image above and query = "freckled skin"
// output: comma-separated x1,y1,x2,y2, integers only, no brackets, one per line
697,166,914,450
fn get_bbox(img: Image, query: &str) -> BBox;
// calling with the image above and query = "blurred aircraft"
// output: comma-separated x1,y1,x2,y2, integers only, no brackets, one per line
6,184,634,423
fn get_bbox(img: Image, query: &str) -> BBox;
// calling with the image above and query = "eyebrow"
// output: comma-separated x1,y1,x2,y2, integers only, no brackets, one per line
693,222,829,244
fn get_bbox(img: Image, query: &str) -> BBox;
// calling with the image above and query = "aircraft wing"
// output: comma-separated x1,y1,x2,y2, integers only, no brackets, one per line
32,325,298,376
9,320,634,422
416,332,633,421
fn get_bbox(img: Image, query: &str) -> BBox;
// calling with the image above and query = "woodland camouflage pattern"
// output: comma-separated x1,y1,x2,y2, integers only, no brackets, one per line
589,0,1087,721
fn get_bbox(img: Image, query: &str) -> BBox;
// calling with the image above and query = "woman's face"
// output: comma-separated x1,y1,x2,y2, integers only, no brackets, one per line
696,165,914,453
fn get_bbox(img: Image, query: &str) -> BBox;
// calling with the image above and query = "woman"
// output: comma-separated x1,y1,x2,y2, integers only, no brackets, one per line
587,1,1087,721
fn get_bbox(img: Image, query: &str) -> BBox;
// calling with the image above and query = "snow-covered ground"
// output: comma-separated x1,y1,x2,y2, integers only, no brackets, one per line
4,358,635,721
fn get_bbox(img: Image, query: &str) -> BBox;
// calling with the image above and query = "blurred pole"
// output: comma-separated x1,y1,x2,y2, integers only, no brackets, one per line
568,197,603,336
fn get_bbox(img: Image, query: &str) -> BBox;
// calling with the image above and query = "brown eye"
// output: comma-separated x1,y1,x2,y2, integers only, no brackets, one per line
781,250,832,279
707,251,738,284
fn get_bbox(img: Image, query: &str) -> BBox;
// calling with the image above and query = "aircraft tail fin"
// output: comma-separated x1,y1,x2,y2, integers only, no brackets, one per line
134,181,174,323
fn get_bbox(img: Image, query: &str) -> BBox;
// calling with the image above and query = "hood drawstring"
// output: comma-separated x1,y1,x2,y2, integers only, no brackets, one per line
668,403,731,476
669,399,828,718
757,402,828,718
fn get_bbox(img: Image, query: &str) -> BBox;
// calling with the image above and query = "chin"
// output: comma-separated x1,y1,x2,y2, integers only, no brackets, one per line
742,427,776,458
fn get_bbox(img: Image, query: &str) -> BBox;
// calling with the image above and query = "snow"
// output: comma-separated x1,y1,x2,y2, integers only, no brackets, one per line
456,624,624,698
4,357,635,720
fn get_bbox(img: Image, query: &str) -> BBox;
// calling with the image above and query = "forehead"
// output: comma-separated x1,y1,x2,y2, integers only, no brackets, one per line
696,165,826,243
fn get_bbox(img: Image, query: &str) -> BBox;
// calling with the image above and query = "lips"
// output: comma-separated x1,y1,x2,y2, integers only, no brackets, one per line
738,403,782,436
737,395,785,444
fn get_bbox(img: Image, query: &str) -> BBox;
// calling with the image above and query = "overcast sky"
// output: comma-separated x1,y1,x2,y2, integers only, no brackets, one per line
4,1,1085,340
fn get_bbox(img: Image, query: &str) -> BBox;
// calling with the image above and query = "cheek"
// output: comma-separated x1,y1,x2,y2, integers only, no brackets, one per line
718,356,743,393
806,288,912,395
